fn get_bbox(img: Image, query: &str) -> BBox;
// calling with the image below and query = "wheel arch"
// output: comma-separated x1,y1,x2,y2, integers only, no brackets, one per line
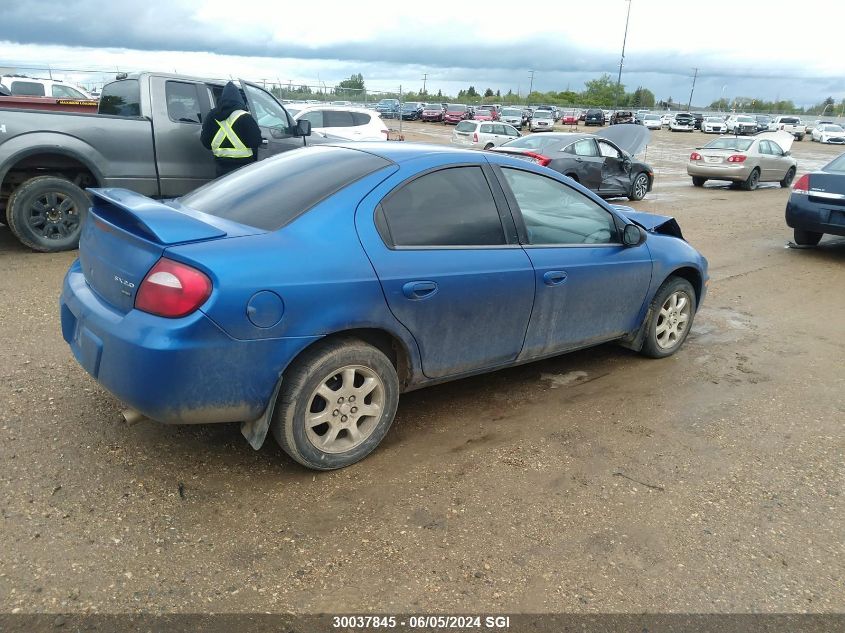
1,146,103,209
666,266,703,307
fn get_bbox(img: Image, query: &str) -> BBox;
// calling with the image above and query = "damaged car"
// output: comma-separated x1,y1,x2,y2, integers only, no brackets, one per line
687,131,797,190
491,124,654,200
60,143,707,470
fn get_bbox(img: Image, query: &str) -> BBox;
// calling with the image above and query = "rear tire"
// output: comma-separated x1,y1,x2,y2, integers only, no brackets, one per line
640,277,697,359
740,168,760,191
484,143,494,150
692,176,706,187
271,339,400,470
6,176,89,252
793,228,822,246
780,167,796,188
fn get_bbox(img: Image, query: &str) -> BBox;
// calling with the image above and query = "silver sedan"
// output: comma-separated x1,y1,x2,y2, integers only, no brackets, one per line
687,131,797,190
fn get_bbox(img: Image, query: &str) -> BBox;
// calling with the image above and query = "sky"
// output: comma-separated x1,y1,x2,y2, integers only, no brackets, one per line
1,0,842,108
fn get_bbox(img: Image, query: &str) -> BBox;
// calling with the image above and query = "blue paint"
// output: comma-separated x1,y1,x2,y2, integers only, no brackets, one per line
60,143,708,429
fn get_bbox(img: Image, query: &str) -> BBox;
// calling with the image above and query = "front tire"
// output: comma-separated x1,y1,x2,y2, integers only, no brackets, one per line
793,228,822,246
271,339,400,470
628,172,649,200
7,176,89,252
640,277,697,359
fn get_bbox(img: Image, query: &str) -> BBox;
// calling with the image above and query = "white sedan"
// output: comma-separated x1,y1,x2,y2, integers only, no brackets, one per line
288,105,389,141
701,116,727,134
811,124,845,144
451,120,521,149
660,113,674,126
641,113,662,130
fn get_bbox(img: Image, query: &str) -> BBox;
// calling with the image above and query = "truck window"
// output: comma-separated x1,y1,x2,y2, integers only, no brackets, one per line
165,81,202,123
51,84,87,99
99,79,141,117
243,84,292,129
11,81,46,96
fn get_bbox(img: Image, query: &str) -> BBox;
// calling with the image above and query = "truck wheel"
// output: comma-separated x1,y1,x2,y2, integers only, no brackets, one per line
7,176,89,252
271,339,400,470
793,228,822,246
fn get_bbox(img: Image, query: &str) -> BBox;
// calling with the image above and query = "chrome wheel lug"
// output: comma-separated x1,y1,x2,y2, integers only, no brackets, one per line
333,409,339,416
349,395,356,403
341,415,348,423
351,406,358,414
337,397,344,404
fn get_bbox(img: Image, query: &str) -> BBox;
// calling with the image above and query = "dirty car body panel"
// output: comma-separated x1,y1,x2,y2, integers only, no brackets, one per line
60,142,707,443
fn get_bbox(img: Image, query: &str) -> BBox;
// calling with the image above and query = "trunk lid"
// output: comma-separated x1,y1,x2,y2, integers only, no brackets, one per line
808,172,845,206
80,188,260,313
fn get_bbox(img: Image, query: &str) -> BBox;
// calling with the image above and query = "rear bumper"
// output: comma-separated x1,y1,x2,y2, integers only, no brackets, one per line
687,162,751,181
785,196,845,237
60,260,318,425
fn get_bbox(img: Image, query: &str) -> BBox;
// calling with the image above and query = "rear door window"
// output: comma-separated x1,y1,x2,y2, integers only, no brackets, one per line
351,112,371,126
324,110,356,127
378,167,505,247
300,110,324,128
98,79,141,116
165,81,202,123
10,81,45,96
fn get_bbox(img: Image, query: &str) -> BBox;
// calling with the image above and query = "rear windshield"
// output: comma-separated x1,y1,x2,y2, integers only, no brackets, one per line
780,117,800,124
704,138,754,151
447,104,466,111
501,135,564,152
737,116,755,123
824,153,845,173
455,121,477,132
501,108,521,116
533,111,552,119
99,79,141,116
179,146,392,231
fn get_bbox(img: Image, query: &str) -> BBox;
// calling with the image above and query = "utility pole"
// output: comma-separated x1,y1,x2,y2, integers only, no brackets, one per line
421,73,428,95
687,67,698,111
613,0,633,115
528,70,535,104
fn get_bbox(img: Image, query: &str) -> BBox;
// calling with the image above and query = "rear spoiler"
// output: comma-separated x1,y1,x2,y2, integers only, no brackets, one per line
87,188,226,245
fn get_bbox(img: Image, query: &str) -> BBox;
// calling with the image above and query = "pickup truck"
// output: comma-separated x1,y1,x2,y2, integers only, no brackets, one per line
0,72,318,252
768,116,805,141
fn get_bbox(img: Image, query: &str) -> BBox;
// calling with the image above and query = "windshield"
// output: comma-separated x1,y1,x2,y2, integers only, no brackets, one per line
501,135,563,151
402,103,419,110
824,125,844,132
644,114,660,120
705,117,722,122
502,108,521,116
533,111,552,119
423,104,440,110
378,100,398,106
447,104,466,111
705,138,754,150
737,116,755,123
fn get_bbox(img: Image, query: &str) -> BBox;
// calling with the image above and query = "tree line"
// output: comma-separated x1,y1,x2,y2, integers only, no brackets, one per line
271,73,842,115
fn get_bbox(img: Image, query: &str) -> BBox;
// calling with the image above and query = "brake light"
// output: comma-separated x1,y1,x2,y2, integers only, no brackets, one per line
727,154,747,163
135,258,212,318
473,132,478,142
792,174,810,194
522,151,552,167
690,152,702,161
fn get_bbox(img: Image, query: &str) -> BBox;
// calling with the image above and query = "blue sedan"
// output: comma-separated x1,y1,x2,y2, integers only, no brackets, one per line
60,143,708,470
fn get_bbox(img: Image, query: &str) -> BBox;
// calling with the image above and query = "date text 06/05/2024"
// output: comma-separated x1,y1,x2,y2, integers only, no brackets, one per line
332,615,511,629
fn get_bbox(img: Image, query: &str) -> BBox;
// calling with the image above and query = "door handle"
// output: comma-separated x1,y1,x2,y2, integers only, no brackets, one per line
542,271,568,286
261,138,269,145
402,281,438,300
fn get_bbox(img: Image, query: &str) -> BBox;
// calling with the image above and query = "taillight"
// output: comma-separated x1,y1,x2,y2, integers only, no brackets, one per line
792,174,810,194
473,132,478,142
690,152,702,160
727,154,747,163
135,258,212,318
522,151,552,167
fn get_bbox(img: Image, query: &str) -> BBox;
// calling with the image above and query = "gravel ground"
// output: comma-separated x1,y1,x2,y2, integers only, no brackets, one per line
1,125,843,615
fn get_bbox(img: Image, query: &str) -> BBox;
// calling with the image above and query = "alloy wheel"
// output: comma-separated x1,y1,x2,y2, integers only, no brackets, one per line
655,290,691,350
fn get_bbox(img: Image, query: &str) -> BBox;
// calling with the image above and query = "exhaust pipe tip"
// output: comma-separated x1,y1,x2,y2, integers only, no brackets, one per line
122,409,147,426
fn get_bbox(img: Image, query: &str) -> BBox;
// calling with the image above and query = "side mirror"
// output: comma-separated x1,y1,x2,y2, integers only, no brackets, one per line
622,224,646,247
296,119,311,137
